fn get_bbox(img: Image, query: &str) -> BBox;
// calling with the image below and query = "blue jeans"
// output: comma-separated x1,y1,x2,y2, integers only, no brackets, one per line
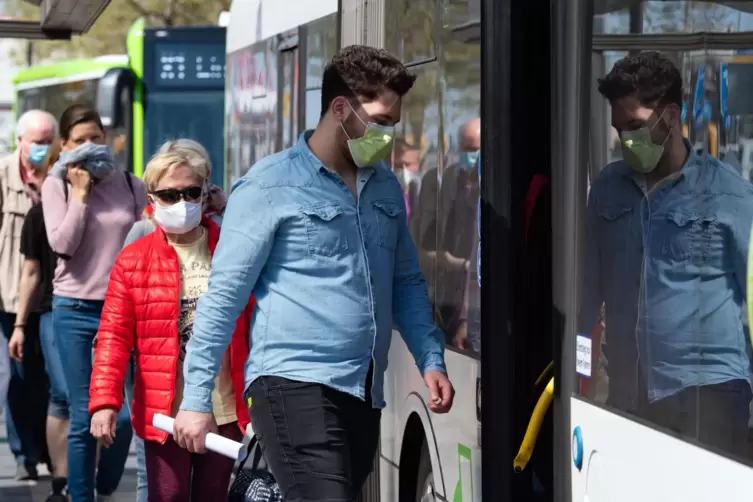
0,311,47,467
124,353,147,502
39,312,68,419
52,296,133,501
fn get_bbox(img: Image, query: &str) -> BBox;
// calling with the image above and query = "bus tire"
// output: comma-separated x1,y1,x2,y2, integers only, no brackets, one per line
415,441,435,502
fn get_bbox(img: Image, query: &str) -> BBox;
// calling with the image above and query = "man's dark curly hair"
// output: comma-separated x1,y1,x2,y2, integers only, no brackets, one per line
597,51,683,109
320,45,417,118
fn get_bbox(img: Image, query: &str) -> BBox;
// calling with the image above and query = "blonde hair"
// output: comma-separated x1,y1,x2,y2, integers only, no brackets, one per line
143,140,211,192
157,139,212,175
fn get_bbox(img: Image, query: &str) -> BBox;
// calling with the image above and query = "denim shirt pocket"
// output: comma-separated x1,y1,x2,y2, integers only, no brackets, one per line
660,211,716,265
372,200,401,250
300,202,349,258
597,206,634,256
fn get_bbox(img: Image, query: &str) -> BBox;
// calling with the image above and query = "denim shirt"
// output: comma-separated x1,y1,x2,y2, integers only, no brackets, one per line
180,131,446,411
582,146,753,412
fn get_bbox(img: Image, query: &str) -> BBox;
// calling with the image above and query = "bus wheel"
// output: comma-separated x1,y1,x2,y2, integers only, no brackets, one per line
416,442,436,502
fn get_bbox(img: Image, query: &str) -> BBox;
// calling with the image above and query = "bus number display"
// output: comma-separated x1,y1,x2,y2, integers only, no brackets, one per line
155,43,225,87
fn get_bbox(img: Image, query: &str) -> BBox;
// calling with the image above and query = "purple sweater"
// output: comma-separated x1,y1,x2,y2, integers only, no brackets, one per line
41,172,147,301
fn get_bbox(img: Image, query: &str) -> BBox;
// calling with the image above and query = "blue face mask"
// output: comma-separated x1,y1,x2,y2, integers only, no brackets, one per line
459,150,479,172
28,144,50,167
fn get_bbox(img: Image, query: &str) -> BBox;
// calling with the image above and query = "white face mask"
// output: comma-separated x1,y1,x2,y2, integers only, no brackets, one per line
153,200,203,234
402,169,422,186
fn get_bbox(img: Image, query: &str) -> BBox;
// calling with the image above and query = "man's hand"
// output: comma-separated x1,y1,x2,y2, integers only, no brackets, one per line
173,410,217,454
67,165,92,202
90,408,118,448
424,370,454,413
8,327,24,362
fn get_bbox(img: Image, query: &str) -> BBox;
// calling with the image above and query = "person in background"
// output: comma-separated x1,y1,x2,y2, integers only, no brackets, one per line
392,140,422,227
89,145,252,502
8,141,70,501
41,104,146,502
413,119,480,346
173,45,454,502
124,139,227,242
0,109,56,481
120,138,228,502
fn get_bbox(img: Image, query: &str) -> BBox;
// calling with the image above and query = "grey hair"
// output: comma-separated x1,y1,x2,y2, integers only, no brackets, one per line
457,118,481,151
16,109,58,141
158,138,212,175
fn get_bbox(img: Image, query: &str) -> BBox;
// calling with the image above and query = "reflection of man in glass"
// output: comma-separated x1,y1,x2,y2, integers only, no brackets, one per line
416,118,480,347
583,52,753,455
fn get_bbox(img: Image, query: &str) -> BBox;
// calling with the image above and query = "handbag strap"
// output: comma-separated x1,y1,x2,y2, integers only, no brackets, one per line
236,434,262,472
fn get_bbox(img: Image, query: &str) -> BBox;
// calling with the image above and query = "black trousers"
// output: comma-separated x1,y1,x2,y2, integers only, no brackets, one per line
246,370,381,502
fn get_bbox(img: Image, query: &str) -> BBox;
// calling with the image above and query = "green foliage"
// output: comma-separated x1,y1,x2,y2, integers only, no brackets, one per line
385,0,481,149
6,0,231,65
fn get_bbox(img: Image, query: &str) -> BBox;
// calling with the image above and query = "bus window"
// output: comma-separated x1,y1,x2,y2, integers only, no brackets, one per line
395,69,441,326
17,79,98,124
579,48,753,463
385,0,437,64
279,47,298,149
304,13,337,130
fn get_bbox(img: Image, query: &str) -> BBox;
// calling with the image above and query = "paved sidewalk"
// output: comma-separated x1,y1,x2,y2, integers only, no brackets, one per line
0,410,138,501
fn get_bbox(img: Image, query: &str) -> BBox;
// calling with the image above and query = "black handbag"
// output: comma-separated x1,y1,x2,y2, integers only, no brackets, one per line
227,434,282,502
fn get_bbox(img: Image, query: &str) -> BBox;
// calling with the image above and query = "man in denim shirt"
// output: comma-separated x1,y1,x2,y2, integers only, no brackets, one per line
583,51,753,456
173,45,454,500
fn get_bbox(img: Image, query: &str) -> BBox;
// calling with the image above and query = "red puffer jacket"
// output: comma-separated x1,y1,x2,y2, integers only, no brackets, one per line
89,216,253,443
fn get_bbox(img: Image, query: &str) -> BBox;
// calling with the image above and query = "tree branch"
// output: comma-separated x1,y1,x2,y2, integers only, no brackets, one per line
162,0,177,26
124,0,161,22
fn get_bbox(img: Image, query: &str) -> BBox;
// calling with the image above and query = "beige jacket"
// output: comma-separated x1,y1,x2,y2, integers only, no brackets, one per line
0,151,34,313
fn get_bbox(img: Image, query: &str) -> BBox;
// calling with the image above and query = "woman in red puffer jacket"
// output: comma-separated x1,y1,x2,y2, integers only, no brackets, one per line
88,143,253,502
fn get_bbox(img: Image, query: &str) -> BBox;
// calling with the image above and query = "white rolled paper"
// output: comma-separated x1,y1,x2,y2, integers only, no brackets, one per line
152,413,245,461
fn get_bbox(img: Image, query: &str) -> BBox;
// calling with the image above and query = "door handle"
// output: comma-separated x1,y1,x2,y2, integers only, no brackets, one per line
513,376,554,473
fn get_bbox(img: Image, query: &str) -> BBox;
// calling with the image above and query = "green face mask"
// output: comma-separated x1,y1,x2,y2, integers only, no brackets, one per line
620,110,670,174
342,102,395,168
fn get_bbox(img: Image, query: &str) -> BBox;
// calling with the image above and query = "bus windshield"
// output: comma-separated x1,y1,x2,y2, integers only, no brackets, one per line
17,79,99,121
143,90,225,188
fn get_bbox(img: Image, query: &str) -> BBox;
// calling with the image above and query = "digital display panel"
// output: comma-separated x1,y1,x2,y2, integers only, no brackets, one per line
154,43,225,88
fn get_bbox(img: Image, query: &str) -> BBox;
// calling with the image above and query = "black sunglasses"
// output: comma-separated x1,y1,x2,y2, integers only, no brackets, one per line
151,186,203,204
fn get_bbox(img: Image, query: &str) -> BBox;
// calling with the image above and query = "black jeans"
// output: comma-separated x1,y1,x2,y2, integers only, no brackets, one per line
639,379,751,457
246,372,381,502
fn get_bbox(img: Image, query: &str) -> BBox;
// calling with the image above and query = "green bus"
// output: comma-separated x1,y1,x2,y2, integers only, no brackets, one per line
12,19,227,188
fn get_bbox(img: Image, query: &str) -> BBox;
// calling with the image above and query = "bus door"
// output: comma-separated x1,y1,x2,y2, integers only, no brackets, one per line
563,2,753,502
481,1,556,501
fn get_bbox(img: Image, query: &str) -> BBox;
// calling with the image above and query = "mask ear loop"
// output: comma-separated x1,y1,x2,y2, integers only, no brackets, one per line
339,98,365,141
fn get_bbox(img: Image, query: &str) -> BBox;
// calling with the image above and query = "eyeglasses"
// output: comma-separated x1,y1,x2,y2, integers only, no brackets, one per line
150,186,203,204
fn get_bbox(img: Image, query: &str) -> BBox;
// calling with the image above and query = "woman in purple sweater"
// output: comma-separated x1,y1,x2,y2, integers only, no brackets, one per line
41,105,147,502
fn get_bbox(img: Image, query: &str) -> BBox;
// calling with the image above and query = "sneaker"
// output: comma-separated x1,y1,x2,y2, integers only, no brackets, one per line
15,463,39,481
37,462,52,478
47,476,68,501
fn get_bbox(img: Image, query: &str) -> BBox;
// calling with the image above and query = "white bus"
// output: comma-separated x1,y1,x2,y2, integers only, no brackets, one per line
227,1,753,501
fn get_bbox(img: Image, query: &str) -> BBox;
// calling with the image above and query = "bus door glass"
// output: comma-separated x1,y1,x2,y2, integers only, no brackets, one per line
571,2,753,500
